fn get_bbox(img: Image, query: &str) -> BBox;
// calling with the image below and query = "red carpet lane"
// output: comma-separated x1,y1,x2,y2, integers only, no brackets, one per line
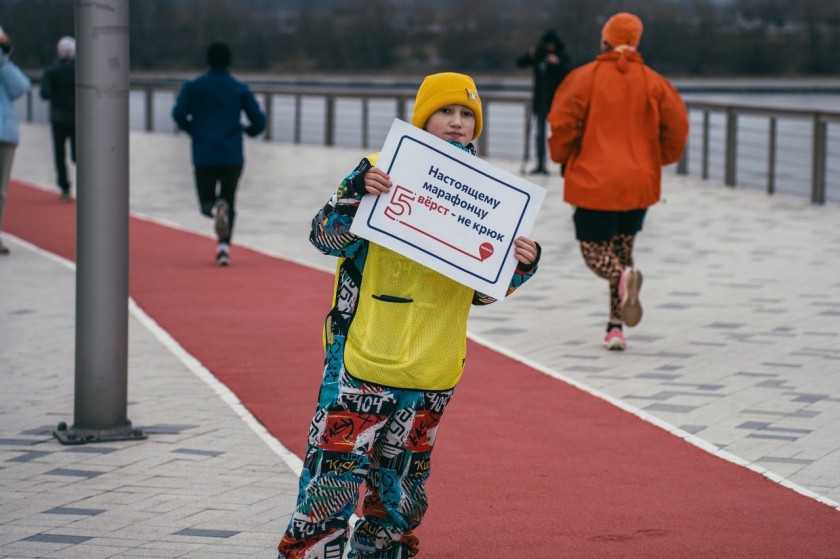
8,180,840,558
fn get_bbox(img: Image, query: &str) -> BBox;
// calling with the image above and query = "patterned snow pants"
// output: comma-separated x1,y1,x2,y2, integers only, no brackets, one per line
278,366,453,559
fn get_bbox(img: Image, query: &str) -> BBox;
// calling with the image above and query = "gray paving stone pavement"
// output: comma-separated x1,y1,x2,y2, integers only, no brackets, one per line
0,236,301,558
2,123,839,558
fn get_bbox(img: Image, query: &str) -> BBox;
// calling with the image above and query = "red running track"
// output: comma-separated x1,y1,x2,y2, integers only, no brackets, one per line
7,180,840,559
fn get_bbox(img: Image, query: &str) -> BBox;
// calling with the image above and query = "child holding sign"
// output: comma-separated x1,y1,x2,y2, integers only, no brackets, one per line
277,73,541,559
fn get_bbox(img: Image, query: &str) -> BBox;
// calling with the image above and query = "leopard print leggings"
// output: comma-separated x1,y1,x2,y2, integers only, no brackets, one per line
579,233,636,323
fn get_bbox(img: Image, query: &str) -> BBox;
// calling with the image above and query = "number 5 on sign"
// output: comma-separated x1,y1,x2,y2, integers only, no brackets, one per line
351,119,546,300
384,186,415,221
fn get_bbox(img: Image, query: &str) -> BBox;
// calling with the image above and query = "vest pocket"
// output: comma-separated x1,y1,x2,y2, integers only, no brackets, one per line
372,294,413,303
350,294,413,364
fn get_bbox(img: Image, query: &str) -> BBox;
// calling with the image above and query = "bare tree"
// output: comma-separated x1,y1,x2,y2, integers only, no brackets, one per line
2,0,838,76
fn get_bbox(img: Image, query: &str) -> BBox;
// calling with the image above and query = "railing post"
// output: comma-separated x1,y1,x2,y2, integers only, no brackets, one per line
293,94,302,144
767,117,776,195
477,102,488,156
811,115,827,205
362,97,370,149
724,107,737,187
397,96,407,122
521,102,531,170
144,87,153,132
263,92,273,142
677,134,688,175
325,95,335,146
701,110,710,180
26,88,34,123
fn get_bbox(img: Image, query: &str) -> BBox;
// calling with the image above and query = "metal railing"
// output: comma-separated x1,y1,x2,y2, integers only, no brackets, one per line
22,77,840,204
123,80,529,159
675,101,840,204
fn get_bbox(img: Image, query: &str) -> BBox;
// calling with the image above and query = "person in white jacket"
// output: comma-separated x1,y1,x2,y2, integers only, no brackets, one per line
0,24,32,255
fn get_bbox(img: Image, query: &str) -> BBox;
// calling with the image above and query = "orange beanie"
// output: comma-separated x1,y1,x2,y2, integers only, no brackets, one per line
602,12,643,48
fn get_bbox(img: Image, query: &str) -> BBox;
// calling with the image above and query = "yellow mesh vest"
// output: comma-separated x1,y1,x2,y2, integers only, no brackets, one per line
345,243,474,390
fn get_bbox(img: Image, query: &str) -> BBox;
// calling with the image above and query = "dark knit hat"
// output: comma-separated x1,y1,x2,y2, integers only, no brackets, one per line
602,12,644,48
206,42,231,68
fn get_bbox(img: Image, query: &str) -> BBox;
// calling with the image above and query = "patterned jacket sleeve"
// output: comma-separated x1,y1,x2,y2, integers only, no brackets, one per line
309,156,373,258
473,243,542,305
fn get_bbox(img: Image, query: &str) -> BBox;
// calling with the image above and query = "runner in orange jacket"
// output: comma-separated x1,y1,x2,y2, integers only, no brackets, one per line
548,12,689,350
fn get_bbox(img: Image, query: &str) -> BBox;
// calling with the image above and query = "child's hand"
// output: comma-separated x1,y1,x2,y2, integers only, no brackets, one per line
364,167,392,196
513,236,538,265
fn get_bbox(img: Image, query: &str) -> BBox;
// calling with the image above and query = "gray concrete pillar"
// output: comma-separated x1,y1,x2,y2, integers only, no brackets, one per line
55,0,144,445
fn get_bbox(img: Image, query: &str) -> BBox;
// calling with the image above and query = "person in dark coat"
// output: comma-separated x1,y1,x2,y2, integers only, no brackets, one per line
172,42,266,266
516,30,571,175
40,36,76,201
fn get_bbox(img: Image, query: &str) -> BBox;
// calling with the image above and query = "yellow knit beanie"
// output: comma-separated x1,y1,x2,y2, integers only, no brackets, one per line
412,72,483,141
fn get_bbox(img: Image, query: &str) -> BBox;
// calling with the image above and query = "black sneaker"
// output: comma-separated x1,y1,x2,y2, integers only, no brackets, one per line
213,200,230,241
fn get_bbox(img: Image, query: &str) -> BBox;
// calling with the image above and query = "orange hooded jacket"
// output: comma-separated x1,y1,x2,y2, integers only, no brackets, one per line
548,49,688,211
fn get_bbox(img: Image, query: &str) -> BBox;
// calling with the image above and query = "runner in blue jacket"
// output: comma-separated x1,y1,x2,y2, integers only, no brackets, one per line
172,42,266,266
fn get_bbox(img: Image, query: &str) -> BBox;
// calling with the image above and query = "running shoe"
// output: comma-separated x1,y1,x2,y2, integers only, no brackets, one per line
619,267,643,327
216,246,230,267
213,199,230,241
604,326,627,351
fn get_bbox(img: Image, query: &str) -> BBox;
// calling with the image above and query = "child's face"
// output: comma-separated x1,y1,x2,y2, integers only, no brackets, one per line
425,104,476,146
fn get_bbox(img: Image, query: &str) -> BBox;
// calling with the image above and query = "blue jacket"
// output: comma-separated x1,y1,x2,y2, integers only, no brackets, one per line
171,67,266,166
0,55,31,144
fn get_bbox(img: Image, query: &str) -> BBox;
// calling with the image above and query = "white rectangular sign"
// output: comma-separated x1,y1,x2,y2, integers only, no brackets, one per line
350,118,546,299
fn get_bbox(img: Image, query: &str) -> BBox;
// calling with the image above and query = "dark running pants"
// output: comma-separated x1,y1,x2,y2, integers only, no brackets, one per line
50,120,76,192
194,164,242,243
